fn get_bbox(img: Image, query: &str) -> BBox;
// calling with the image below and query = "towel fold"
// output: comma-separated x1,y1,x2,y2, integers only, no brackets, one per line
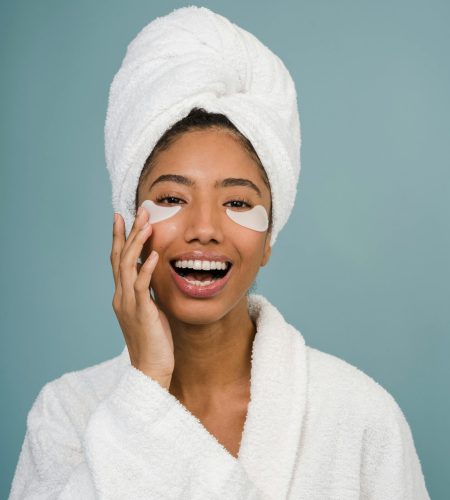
105,6,301,246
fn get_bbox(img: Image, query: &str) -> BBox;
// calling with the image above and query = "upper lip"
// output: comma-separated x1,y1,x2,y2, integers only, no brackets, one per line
170,251,233,264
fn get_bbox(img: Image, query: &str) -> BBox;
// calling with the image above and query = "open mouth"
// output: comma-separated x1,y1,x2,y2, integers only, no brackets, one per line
170,261,232,286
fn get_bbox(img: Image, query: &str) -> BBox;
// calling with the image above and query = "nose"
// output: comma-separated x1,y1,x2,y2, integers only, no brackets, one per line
183,199,224,244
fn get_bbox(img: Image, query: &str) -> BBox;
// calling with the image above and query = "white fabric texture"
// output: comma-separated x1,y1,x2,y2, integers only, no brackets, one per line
104,6,301,247
9,294,430,499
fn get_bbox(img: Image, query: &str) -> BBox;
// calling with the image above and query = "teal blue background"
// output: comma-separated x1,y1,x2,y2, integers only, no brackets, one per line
1,0,448,497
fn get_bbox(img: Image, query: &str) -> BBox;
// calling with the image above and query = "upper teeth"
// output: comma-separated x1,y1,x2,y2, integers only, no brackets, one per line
174,260,228,271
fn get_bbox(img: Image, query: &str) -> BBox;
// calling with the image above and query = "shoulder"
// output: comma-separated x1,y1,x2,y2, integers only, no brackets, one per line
27,349,126,435
305,345,405,425
301,349,429,498
255,294,405,426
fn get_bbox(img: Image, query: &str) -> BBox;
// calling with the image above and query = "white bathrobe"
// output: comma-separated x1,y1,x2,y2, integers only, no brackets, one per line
9,294,430,499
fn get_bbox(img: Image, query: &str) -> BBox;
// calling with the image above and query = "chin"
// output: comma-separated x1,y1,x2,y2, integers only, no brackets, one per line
153,290,248,326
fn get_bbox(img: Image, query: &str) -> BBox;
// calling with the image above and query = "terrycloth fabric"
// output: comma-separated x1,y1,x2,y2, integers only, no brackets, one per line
9,294,430,499
104,6,301,247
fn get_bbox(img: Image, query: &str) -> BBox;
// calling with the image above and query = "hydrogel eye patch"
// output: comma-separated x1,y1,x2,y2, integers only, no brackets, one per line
141,200,181,224
140,199,268,232
226,205,269,232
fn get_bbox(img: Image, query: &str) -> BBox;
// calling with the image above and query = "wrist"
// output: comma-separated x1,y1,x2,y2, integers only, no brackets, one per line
134,364,172,390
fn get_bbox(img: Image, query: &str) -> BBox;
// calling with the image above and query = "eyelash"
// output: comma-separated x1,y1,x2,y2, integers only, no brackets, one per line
155,194,253,209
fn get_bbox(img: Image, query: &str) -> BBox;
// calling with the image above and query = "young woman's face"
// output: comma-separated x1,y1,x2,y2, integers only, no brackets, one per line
137,127,272,325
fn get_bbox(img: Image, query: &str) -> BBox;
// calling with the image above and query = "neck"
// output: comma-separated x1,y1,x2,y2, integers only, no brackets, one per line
166,295,255,413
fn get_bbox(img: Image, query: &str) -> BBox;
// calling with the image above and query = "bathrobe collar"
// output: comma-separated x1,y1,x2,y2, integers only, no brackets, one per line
119,293,307,499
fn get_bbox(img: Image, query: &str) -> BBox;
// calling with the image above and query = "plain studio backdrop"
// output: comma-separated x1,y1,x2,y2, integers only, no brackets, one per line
1,0,448,498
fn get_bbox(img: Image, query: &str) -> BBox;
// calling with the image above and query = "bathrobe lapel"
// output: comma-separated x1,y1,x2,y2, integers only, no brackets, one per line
237,294,307,499
118,293,307,499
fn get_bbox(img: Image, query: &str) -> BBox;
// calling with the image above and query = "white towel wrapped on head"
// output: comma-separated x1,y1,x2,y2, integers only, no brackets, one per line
104,5,301,246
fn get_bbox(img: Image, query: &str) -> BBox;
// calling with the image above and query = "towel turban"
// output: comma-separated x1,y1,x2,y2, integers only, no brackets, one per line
105,5,301,246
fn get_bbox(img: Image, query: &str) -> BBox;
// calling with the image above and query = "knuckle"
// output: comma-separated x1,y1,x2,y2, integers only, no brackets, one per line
112,297,120,312
120,247,128,261
110,247,121,262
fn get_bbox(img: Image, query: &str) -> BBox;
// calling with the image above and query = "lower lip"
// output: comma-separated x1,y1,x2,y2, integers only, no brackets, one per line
169,264,233,298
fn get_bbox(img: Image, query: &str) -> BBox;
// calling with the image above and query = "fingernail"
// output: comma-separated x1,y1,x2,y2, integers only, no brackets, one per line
114,213,118,224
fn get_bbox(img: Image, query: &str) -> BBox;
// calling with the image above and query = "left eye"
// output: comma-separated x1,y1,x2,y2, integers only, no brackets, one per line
156,196,184,204
225,200,251,209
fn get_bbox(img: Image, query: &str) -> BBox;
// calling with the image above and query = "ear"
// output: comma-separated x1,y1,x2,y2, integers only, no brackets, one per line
260,233,272,267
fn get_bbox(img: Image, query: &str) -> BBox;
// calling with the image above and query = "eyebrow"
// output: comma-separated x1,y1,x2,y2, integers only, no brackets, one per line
149,174,262,198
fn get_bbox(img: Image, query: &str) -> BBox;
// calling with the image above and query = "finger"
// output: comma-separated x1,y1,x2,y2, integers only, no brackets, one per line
121,219,153,273
122,206,150,256
120,221,153,308
116,206,148,300
134,250,159,311
111,213,125,291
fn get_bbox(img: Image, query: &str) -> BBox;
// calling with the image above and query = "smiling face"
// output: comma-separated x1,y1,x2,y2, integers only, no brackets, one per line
136,127,272,325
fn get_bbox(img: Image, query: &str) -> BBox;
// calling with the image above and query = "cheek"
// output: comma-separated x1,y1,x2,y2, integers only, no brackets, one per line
146,219,180,254
153,218,180,237
225,206,269,268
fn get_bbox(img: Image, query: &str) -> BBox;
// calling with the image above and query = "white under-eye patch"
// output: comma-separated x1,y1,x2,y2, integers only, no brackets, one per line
139,199,268,232
141,200,181,223
226,205,269,232
136,200,181,265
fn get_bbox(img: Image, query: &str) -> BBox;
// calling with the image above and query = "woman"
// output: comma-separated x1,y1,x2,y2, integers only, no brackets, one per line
120,108,273,455
9,6,430,500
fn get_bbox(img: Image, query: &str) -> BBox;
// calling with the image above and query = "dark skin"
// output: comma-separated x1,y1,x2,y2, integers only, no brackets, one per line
111,128,272,456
